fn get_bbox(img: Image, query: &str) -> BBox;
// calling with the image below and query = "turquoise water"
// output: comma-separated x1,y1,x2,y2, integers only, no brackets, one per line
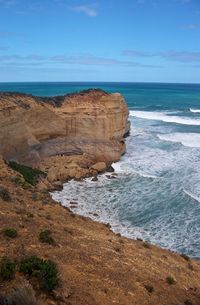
1,82,200,111
1,82,200,259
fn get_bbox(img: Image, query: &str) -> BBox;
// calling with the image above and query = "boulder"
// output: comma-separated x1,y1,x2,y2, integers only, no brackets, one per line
91,162,107,173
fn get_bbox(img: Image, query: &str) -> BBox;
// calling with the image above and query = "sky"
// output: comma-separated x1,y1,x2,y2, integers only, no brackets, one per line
0,0,200,83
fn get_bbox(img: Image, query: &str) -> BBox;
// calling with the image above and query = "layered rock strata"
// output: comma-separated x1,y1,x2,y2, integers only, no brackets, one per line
0,89,130,183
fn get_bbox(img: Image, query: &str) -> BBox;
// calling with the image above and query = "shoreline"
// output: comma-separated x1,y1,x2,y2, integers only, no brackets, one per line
51,165,197,261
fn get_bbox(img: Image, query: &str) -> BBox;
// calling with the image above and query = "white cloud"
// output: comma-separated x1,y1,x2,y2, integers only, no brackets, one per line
71,4,98,17
123,50,200,63
0,53,161,68
51,54,158,67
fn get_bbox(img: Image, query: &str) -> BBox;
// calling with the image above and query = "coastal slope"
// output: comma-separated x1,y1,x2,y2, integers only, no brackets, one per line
0,158,200,305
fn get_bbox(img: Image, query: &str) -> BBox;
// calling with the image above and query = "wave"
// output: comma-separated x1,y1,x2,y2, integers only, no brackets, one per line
130,110,200,126
190,108,200,113
112,161,160,179
157,133,200,148
183,190,200,203
133,171,160,179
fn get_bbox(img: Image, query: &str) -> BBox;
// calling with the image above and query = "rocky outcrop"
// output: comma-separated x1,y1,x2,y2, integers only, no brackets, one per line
0,89,130,183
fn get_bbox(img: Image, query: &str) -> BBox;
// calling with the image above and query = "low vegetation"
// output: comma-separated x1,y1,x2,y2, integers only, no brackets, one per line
2,228,18,239
0,255,59,293
0,257,16,281
0,187,11,201
166,276,176,285
38,229,55,245
20,256,58,292
8,161,45,186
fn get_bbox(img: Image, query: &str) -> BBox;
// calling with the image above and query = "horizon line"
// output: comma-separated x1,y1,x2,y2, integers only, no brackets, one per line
0,81,200,85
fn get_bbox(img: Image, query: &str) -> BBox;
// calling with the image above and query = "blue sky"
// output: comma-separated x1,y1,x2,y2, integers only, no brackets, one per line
0,0,200,82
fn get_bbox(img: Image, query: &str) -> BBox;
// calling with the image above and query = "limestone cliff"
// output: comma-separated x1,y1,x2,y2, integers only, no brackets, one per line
0,90,130,182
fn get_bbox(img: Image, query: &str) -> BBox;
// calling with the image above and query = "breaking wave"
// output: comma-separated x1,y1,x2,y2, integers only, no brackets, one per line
130,110,200,126
157,133,200,148
190,108,200,113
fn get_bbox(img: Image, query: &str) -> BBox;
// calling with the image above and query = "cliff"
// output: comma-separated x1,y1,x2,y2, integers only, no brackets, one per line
0,90,130,184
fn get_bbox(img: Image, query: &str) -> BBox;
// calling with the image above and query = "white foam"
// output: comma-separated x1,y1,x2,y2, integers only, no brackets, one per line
158,133,200,148
130,110,200,126
190,108,200,113
51,178,148,240
112,160,160,178
132,171,160,179
183,190,200,203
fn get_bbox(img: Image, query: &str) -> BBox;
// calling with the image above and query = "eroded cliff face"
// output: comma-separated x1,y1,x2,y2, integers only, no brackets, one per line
0,90,130,183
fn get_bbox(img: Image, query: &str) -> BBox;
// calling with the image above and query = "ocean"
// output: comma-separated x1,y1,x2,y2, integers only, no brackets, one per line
1,82,200,259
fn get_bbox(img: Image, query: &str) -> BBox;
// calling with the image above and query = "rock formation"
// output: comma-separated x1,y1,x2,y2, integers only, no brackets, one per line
0,89,130,183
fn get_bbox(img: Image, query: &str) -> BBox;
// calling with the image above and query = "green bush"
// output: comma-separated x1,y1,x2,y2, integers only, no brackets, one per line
8,162,45,186
20,256,58,292
38,230,55,245
19,256,42,275
0,257,16,280
0,187,11,201
37,259,58,292
2,228,18,239
166,276,176,285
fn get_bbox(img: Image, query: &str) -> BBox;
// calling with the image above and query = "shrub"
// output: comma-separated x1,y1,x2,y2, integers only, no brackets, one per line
8,162,45,186
144,284,154,293
37,259,58,292
0,187,11,201
19,256,42,276
20,256,58,292
2,282,38,305
166,276,176,285
2,228,18,239
38,230,55,245
0,257,16,280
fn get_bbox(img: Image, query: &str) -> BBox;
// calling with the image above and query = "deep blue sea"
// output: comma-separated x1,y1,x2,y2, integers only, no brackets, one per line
1,82,200,259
